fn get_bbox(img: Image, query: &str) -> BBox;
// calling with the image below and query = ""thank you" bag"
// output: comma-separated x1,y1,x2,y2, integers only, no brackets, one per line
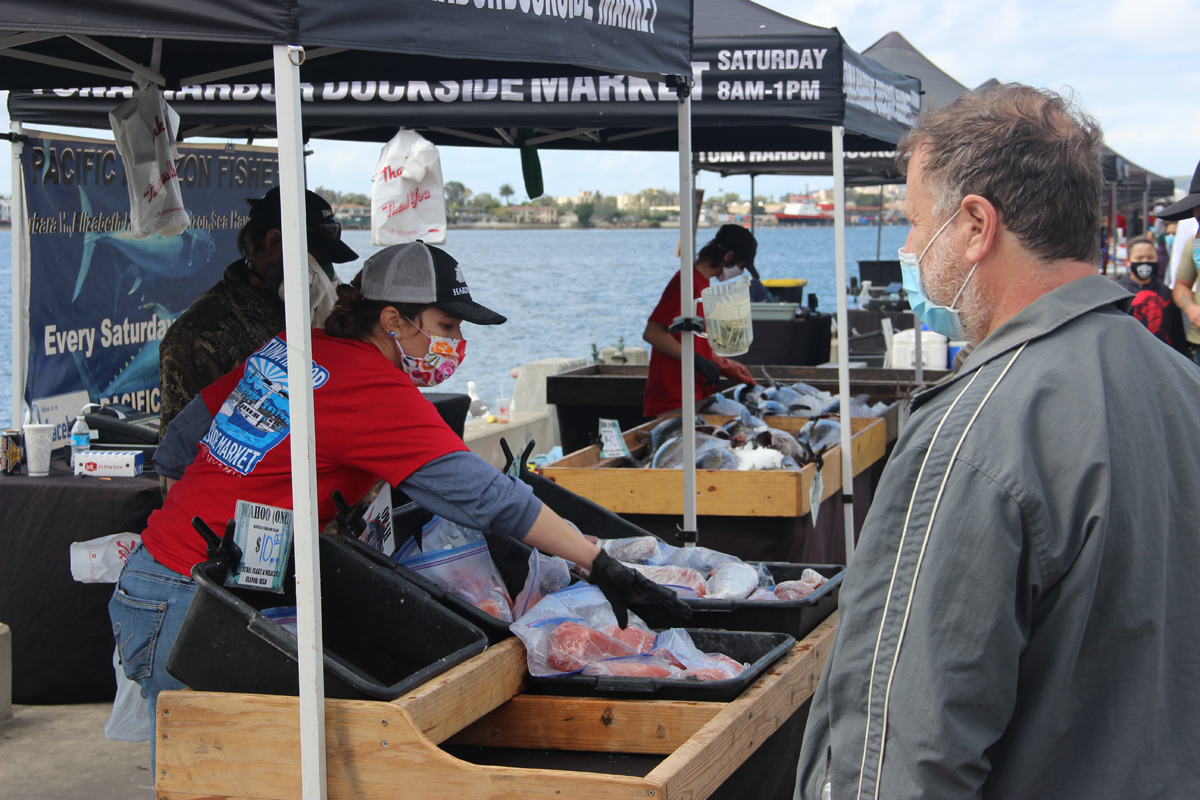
371,128,447,245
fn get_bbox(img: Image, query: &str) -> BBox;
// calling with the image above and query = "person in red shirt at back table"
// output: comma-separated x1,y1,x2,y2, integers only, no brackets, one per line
642,225,758,418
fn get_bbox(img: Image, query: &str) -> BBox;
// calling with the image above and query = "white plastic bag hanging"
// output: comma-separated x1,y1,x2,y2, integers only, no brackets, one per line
108,85,190,238
105,647,150,742
69,532,142,583
371,129,446,245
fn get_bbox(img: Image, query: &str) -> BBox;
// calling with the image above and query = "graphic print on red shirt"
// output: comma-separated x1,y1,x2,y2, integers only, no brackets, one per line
142,330,468,576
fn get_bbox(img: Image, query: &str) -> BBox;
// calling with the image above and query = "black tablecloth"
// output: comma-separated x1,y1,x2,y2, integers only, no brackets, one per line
0,457,163,704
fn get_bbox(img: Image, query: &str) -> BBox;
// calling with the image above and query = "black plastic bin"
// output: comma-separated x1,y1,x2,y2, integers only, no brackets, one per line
518,470,844,639
629,564,844,641
524,629,794,702
167,534,488,701
338,502,543,645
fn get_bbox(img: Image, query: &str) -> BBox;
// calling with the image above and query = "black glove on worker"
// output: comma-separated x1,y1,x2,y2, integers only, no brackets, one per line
588,549,693,629
694,353,721,387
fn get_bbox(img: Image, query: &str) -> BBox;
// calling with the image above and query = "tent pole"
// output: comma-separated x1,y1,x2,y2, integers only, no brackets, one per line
749,173,755,234
10,121,26,428
876,184,884,260
273,44,328,800
678,89,697,547
833,126,855,560
1142,186,1149,235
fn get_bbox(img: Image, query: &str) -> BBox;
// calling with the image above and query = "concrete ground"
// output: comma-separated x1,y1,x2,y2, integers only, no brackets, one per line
0,704,153,800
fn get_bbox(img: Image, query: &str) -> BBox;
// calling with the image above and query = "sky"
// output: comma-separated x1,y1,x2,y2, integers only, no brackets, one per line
0,0,1196,203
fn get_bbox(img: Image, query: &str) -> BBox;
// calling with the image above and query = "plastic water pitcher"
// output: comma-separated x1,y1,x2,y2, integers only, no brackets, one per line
694,276,754,356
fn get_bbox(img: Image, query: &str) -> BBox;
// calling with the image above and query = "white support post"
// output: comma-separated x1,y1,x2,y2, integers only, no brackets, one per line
10,122,26,428
272,44,327,800
749,173,755,235
833,127,855,561
678,91,697,546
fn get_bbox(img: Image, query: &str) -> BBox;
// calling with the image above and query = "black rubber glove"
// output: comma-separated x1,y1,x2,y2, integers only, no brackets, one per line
694,353,721,387
588,549,693,629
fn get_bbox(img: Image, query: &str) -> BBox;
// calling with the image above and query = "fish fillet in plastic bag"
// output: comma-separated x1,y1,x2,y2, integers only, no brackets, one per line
510,584,651,675
399,519,513,622
774,580,815,600
799,568,828,588
547,621,639,672
627,564,708,598
705,563,760,600
600,536,661,565
748,587,781,601
582,655,679,678
651,628,746,680
512,548,572,621
603,624,657,654
656,544,742,574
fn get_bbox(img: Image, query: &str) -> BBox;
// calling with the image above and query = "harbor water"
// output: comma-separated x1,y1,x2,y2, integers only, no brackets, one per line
0,226,909,428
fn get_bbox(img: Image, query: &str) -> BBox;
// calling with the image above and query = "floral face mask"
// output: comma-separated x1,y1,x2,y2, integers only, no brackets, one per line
391,318,466,387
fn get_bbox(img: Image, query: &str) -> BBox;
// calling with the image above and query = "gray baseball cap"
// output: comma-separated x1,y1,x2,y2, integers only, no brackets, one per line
360,242,506,325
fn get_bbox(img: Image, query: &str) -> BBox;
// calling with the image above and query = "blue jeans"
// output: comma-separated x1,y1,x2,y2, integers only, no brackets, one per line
108,545,197,764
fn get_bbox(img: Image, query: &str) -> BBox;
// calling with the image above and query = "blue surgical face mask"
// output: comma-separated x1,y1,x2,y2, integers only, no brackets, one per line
899,208,979,340
1165,233,1175,250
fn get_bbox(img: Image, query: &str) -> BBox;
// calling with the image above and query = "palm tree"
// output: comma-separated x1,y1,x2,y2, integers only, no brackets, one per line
499,184,515,205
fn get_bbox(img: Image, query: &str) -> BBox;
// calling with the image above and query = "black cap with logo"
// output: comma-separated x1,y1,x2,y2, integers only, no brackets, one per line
360,242,506,326
248,186,359,263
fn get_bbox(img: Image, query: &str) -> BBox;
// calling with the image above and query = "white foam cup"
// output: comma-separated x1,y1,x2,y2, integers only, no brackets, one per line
22,424,54,477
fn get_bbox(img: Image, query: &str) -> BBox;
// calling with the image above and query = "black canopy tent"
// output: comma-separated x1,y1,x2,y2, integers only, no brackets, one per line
8,0,917,154
0,2,694,794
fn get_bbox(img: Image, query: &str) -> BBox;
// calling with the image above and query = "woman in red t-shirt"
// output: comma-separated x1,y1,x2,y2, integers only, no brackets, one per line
110,242,689,757
642,225,758,418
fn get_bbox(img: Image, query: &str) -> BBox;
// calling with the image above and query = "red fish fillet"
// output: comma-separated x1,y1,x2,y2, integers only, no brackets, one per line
547,621,637,672
602,624,657,654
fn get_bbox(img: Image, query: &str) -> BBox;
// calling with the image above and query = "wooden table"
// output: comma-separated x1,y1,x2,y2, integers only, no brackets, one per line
155,613,838,800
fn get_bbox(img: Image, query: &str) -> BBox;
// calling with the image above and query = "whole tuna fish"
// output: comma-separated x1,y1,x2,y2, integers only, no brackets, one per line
696,448,739,470
799,418,842,454
759,400,788,416
651,432,728,469
706,562,759,600
753,428,807,461
703,394,749,416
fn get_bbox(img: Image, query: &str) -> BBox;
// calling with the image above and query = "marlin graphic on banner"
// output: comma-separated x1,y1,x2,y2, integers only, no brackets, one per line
201,337,329,475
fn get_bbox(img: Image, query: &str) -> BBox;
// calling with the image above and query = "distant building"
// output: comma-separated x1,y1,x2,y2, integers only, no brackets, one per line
0,196,10,223
616,194,639,211
334,203,369,227
510,205,558,224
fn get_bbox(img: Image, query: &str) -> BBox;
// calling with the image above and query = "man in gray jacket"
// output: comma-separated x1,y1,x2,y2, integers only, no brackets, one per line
796,83,1200,799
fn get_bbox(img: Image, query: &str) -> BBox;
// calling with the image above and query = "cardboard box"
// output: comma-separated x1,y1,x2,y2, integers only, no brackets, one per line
74,450,144,478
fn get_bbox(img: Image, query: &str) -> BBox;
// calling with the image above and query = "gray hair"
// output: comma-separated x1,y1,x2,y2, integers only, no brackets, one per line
897,83,1104,265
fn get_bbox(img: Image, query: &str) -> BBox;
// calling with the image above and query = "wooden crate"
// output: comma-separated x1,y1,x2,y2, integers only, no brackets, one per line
540,416,887,517
155,614,838,800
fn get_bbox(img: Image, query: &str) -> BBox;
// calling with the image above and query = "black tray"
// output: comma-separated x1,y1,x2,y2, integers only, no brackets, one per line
167,533,487,701
630,564,844,641
524,628,795,702
519,465,843,639
340,502,543,645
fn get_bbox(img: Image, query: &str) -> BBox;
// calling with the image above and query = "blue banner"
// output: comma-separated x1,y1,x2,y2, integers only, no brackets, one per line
20,133,279,432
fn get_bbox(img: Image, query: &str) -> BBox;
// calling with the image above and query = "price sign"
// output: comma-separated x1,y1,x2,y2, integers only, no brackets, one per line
809,467,824,526
226,500,294,593
359,483,395,554
598,419,632,460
